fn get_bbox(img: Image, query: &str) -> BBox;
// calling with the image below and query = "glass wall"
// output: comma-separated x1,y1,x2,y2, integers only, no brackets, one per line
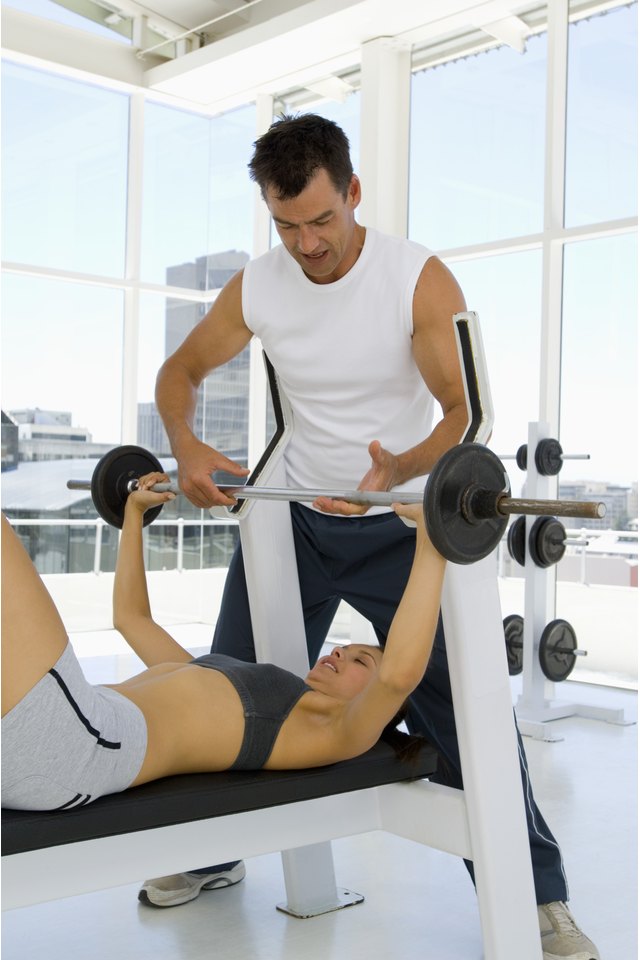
565,4,638,227
409,4,637,514
1,275,124,446
1,4,636,676
2,62,129,276
141,102,255,288
408,3,637,686
409,36,546,249
451,251,542,495
560,233,637,502
1,63,255,576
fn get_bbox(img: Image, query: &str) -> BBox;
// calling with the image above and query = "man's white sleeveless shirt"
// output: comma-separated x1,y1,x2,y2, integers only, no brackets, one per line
242,227,436,513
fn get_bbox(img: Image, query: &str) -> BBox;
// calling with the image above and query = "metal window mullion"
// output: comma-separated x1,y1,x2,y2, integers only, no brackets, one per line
121,92,145,445
539,0,569,438
247,93,274,468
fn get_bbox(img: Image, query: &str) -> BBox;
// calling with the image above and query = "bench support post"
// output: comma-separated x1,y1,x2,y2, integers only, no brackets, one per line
239,456,347,917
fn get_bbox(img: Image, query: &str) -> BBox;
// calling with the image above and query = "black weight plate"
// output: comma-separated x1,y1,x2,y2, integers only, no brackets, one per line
535,438,563,476
529,516,567,568
516,444,528,471
424,444,510,564
507,516,526,566
91,445,165,529
503,613,524,676
538,618,577,682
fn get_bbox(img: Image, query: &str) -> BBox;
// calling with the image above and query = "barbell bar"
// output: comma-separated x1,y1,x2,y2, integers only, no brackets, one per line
65,477,607,517
67,443,606,565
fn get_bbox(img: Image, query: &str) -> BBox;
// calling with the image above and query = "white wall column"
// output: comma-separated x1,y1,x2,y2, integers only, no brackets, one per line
358,37,411,236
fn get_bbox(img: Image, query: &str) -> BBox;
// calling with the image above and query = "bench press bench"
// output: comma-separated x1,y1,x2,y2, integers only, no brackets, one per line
2,740,443,912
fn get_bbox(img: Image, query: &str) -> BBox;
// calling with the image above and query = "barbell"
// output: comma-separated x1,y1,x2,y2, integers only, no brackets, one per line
67,443,606,565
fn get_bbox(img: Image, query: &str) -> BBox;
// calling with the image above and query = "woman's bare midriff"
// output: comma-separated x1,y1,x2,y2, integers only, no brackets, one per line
106,662,246,784
106,661,347,782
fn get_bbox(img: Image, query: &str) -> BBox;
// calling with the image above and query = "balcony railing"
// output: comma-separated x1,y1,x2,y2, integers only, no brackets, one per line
7,516,637,585
8,516,239,575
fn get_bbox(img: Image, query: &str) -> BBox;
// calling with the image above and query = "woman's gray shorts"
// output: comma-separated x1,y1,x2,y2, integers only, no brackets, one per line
1,643,147,811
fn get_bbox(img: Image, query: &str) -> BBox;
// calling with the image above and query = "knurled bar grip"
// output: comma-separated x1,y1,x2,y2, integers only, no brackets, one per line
497,496,605,520
66,478,606,520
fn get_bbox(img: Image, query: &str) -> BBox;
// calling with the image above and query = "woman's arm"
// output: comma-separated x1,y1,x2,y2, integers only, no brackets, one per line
333,504,446,758
113,474,192,666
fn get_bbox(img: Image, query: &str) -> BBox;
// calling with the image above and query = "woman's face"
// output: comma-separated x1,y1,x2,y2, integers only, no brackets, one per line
305,644,382,701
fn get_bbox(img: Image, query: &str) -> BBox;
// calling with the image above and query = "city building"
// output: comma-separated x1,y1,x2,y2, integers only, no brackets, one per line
8,408,113,462
138,250,251,461
559,479,637,531
1,410,19,471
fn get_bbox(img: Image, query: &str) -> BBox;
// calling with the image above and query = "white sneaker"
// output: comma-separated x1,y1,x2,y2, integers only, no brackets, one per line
138,862,246,907
538,901,601,960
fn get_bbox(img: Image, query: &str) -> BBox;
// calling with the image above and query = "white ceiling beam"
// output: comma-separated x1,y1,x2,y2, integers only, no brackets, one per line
303,75,354,103
1,7,148,87
91,0,192,37
207,0,252,23
470,14,529,52
142,0,482,107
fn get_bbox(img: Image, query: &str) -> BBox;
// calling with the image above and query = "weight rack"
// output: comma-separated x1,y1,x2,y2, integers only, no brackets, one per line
513,421,634,740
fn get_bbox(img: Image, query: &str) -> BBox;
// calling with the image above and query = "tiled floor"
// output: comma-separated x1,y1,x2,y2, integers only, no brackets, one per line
2,623,637,960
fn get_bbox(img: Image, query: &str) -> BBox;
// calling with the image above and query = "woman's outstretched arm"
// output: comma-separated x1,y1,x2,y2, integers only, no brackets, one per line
376,503,447,693
113,474,192,666
331,504,447,759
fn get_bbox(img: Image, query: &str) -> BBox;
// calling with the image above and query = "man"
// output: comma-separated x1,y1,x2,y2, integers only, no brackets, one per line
147,114,599,960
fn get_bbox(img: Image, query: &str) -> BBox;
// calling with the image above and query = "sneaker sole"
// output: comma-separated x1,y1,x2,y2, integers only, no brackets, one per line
138,870,246,908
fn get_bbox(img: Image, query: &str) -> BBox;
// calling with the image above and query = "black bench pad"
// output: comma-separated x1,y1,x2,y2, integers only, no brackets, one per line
2,740,438,856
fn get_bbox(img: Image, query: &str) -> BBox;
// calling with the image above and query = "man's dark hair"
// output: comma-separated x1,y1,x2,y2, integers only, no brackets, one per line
248,113,353,200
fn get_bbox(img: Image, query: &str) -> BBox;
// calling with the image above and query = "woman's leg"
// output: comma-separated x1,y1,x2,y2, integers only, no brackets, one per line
1,515,68,716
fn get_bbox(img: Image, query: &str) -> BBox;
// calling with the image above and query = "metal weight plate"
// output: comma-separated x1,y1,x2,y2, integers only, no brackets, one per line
507,516,526,566
424,444,510,564
529,516,567,568
503,613,524,676
516,444,528,472
91,445,165,529
538,619,578,682
534,438,563,476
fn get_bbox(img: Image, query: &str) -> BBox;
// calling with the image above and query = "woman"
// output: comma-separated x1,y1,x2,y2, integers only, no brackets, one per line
1,474,446,812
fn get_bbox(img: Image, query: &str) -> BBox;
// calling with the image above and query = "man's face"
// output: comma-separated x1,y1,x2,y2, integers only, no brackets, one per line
265,169,362,284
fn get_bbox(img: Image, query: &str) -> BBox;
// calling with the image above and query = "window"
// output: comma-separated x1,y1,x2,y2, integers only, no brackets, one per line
409,35,546,249
450,251,542,495
1,274,124,447
560,233,637,496
1,63,129,277
407,3,637,686
141,103,255,288
565,4,638,227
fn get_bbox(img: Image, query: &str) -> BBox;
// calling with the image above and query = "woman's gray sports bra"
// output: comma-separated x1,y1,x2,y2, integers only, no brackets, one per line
191,653,310,770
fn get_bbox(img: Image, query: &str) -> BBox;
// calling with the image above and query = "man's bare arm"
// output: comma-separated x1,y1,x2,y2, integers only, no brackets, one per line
155,270,253,508
394,256,470,481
